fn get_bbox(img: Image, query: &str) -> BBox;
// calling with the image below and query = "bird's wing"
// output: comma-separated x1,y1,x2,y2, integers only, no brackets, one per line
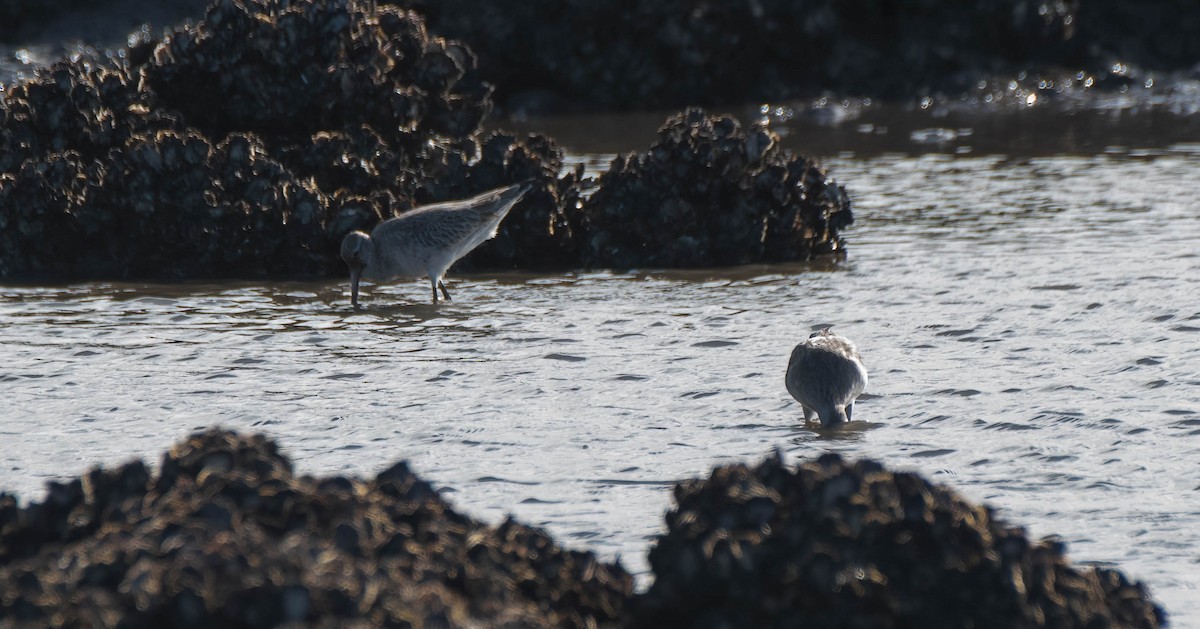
372,206,485,251
406,183,530,221
369,184,531,269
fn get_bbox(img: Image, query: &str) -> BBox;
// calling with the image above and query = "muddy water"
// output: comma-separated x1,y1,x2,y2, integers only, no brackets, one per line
3,112,1200,621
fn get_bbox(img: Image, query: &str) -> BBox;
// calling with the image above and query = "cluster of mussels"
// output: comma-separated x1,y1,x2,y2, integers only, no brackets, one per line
0,429,633,627
0,431,1167,627
0,0,574,279
634,452,1166,628
0,0,851,281
583,108,851,269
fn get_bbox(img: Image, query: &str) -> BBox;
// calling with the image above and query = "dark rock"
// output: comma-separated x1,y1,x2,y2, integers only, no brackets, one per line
0,428,633,627
633,451,1166,628
9,0,1200,117
388,0,1200,116
0,0,557,281
2,0,864,279
0,429,1168,627
445,131,586,271
583,108,851,269
388,0,1079,113
1065,0,1200,73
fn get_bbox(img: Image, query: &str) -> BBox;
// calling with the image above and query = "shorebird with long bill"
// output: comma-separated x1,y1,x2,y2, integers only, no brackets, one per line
340,183,531,308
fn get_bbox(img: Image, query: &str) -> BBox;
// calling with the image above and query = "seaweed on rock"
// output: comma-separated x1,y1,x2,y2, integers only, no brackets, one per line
583,108,851,269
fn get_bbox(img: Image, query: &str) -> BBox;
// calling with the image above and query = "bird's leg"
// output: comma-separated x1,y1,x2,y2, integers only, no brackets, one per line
846,402,854,422
438,280,452,301
430,277,439,304
803,406,816,423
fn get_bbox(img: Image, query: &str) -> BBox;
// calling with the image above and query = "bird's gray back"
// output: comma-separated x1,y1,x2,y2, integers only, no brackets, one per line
373,206,491,249
786,337,867,407
364,184,527,280
398,184,527,221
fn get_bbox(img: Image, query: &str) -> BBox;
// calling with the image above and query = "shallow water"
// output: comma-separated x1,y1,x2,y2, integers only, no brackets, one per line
3,116,1200,622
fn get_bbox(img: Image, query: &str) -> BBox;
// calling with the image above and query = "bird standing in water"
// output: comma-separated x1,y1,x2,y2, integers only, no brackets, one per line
785,329,868,428
340,183,531,308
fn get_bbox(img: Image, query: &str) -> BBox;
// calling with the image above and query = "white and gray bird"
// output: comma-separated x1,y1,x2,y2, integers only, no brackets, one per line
785,329,868,428
340,183,531,307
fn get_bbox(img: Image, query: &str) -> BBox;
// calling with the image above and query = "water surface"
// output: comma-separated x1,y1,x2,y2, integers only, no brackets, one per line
2,117,1199,622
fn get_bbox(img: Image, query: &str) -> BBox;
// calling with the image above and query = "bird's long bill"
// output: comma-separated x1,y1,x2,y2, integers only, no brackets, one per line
349,267,361,309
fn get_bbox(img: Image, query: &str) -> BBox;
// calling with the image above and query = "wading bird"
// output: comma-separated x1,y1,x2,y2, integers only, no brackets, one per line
340,183,531,307
785,329,868,427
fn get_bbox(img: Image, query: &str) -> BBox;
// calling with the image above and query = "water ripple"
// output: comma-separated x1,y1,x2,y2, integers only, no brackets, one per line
1,151,1198,621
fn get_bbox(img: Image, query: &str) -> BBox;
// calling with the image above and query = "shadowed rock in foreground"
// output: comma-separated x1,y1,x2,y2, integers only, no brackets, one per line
0,430,1165,627
634,452,1165,628
0,429,632,627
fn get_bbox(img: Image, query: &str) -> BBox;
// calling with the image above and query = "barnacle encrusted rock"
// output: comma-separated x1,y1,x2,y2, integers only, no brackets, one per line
2,1,859,281
633,452,1166,628
583,108,852,269
0,0,560,281
0,428,633,627
0,432,1167,627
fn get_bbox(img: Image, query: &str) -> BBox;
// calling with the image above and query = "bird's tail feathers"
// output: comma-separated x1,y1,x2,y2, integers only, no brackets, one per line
494,181,533,211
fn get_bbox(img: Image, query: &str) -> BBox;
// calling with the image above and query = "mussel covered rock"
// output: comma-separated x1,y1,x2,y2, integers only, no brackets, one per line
0,430,1168,627
2,1,863,280
0,0,559,280
0,428,633,627
583,108,851,269
633,452,1166,628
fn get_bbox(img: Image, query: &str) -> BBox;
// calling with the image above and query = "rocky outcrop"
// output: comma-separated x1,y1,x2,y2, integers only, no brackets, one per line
9,1,1200,117
634,452,1166,628
387,0,1074,114
0,431,1167,627
0,1,850,281
0,429,632,627
582,108,851,269
388,0,1200,115
0,0,567,280
1,21,849,281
